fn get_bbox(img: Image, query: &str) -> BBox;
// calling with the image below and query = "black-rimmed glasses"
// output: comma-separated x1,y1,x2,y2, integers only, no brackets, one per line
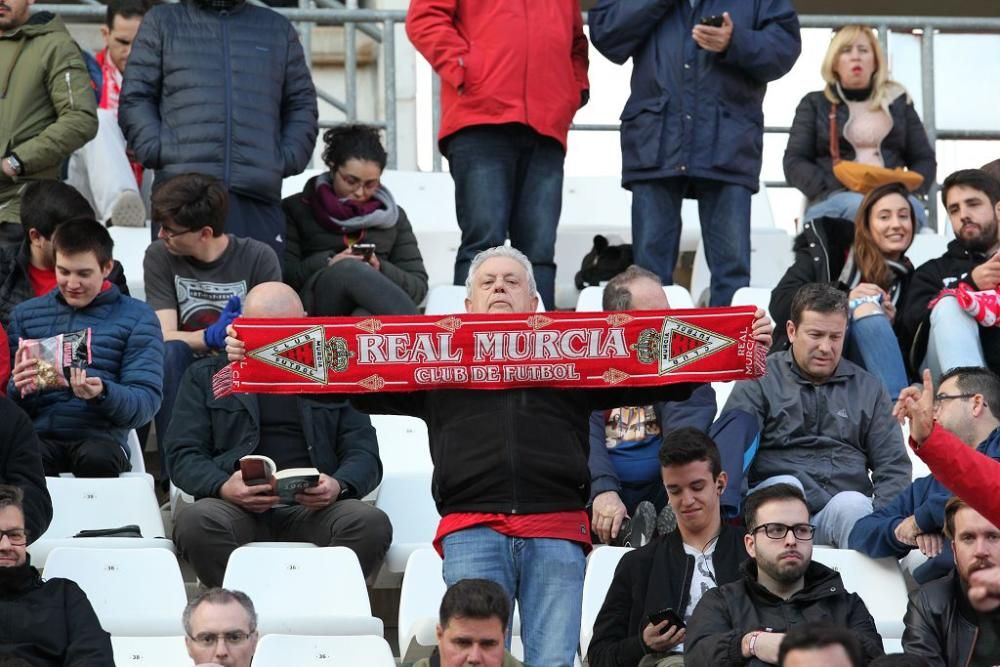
751,523,816,541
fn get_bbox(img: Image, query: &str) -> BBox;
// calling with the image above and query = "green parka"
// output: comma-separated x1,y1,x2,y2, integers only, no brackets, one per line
0,12,97,224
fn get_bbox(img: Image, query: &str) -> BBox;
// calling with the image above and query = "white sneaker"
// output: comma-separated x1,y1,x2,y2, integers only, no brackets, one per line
109,190,146,228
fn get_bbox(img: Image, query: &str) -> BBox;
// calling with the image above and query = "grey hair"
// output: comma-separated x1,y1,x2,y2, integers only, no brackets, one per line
182,588,257,636
464,245,537,299
602,265,662,311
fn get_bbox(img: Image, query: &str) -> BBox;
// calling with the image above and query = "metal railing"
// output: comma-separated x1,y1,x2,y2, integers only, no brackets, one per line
37,6,1000,226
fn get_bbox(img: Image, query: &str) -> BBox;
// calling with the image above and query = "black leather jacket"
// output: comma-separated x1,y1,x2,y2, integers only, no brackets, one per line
903,570,981,667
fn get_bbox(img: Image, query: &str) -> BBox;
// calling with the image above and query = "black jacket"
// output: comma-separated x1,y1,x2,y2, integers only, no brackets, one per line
165,356,382,500
119,0,318,204
768,216,913,354
898,239,1000,374
783,87,936,205
0,558,113,665
588,524,748,667
685,560,884,666
0,240,128,329
283,177,429,307
0,397,51,542
344,383,696,515
903,571,981,667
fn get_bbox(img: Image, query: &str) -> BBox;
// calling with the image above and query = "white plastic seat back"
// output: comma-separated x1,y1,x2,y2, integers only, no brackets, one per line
690,229,793,306
812,547,909,638
44,547,186,635
370,414,432,476
222,546,382,636
731,287,774,321
29,474,171,567
579,546,631,658
126,430,145,474
111,636,189,666
374,472,440,573
907,233,950,270
252,634,396,666
398,548,447,661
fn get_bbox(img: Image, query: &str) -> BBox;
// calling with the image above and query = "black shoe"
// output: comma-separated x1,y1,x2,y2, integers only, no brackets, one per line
618,501,656,548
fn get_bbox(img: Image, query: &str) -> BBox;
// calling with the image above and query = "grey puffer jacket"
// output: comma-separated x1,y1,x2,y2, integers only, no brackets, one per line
118,0,318,204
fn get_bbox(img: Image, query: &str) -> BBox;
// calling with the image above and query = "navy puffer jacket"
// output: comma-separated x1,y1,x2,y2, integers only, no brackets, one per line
6,286,163,448
118,0,318,204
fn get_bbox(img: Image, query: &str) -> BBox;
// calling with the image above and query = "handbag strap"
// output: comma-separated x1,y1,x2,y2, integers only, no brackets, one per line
828,103,841,163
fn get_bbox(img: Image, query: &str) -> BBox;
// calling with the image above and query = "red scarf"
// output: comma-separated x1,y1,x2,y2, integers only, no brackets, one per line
213,307,766,397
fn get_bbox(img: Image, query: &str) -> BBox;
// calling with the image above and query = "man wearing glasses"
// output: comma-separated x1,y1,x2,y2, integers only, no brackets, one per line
143,173,280,482
0,484,113,663
686,483,884,666
849,366,1000,584
183,588,258,667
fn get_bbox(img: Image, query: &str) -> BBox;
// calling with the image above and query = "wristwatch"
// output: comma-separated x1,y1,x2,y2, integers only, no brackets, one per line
4,154,23,176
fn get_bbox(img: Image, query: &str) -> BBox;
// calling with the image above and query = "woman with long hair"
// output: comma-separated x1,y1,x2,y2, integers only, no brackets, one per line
769,182,916,399
283,124,428,316
783,25,936,227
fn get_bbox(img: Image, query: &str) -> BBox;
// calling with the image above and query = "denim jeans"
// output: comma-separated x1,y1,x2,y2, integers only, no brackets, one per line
441,525,585,667
156,340,196,480
846,313,910,401
631,177,751,306
804,190,928,229
924,295,987,379
748,475,873,548
447,124,565,309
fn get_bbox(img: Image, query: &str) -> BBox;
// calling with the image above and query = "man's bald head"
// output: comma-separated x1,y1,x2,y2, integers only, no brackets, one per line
242,282,305,318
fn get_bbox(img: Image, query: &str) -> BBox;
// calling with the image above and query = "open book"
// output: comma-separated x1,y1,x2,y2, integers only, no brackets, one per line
239,455,320,504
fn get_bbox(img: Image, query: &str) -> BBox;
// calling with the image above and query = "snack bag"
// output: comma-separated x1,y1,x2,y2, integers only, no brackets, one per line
17,329,93,391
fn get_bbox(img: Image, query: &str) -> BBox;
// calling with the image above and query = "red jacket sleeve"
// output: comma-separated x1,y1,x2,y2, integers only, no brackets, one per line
405,0,467,90
0,325,8,397
915,424,1000,526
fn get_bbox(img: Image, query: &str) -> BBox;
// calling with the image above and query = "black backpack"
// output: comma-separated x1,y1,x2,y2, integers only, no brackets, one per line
575,235,633,290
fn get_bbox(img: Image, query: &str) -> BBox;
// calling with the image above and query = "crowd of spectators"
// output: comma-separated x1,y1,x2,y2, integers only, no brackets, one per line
0,0,999,665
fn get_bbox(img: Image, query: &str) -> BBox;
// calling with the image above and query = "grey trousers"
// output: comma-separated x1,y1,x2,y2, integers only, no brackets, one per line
173,497,393,587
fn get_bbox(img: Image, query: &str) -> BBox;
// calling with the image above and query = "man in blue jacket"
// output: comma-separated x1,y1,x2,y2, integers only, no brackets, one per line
119,0,318,256
589,1,800,307
849,366,1000,583
7,218,163,477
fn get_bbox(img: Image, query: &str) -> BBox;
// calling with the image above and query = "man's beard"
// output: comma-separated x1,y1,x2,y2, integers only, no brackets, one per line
962,559,996,585
759,552,809,586
962,219,1000,254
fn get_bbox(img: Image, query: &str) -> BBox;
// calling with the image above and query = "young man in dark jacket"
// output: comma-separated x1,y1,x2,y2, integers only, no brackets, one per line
899,169,1000,377
166,282,390,588
119,0,318,256
685,483,884,666
588,428,749,667
902,497,1000,666
849,367,1000,583
589,0,800,307
0,485,113,664
7,219,162,477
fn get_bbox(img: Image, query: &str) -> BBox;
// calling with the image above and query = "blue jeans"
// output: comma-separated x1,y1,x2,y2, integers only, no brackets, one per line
441,526,585,667
156,340,196,480
924,295,987,379
447,124,565,309
804,190,928,229
631,177,751,306
846,313,909,401
748,475,873,548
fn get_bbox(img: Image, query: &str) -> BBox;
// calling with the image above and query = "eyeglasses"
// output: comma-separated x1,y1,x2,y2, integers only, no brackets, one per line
188,630,255,648
933,392,977,408
158,225,200,240
335,169,380,194
0,528,27,546
751,523,816,541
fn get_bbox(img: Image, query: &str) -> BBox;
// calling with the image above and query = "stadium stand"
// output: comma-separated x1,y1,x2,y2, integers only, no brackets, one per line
252,634,397,666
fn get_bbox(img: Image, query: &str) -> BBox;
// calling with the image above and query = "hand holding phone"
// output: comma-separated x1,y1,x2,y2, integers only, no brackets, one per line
351,243,376,260
701,15,724,27
648,608,686,632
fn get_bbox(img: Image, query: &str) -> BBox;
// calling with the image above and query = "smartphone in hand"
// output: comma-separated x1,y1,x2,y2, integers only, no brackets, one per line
648,608,686,633
701,15,724,27
351,243,376,260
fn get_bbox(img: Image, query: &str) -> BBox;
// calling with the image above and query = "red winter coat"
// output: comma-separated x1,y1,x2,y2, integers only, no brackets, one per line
914,424,1000,528
405,0,589,150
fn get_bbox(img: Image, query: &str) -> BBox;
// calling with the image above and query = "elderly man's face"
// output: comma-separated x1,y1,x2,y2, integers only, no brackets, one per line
465,256,538,314
185,601,257,667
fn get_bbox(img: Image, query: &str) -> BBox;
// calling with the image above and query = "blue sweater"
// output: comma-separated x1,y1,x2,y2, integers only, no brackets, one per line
7,286,163,449
848,426,1000,582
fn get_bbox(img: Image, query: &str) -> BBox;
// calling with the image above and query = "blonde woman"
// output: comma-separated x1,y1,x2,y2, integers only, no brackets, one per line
783,25,936,226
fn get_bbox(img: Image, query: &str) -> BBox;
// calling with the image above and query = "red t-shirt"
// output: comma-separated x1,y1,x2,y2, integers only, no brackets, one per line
433,511,592,557
26,263,57,297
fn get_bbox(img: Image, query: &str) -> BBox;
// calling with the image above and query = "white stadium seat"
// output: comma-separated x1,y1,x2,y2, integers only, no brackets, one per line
44,547,187,635
374,472,440,577
111,636,190,666
811,547,910,639
689,229,794,306
252,634,396,666
397,548,447,661
29,474,172,568
370,414,432,476
579,546,631,659
222,546,382,636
